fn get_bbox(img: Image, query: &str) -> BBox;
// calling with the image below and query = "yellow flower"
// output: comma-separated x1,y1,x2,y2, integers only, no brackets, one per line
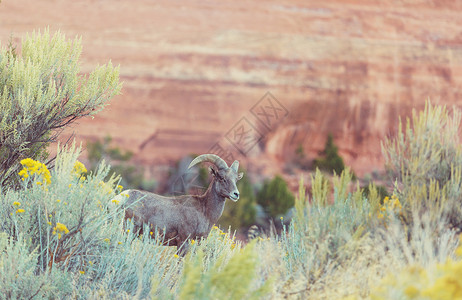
73,161,87,177
13,201,20,206
150,231,153,236
392,198,402,209
127,229,130,233
53,223,69,235
117,185,123,190
191,239,196,245
118,241,122,245
104,238,110,243
18,169,28,178
56,199,61,203
19,158,51,185
174,254,179,258
36,181,42,185
69,184,72,188
16,208,25,213
47,221,52,225
79,270,85,275
20,158,35,168
88,261,93,265
111,199,120,205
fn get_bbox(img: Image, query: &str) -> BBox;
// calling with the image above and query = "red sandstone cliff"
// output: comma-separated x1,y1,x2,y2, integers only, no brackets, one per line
1,0,462,179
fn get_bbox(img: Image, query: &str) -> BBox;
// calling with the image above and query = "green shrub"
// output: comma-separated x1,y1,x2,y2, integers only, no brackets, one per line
0,233,72,299
382,101,462,230
170,241,271,300
0,144,119,270
382,102,461,187
0,30,121,189
281,171,371,287
257,175,295,219
313,133,346,175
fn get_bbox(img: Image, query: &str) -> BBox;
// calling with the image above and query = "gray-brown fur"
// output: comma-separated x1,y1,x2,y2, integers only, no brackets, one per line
120,154,243,254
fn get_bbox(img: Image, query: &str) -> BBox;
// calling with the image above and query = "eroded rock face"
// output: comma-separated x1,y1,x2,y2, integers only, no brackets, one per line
2,0,462,178
265,100,417,176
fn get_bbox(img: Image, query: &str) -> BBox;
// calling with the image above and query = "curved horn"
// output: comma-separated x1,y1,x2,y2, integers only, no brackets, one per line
188,154,229,170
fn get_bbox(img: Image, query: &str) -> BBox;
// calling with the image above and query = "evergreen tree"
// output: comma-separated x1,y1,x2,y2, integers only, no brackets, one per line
0,30,121,188
313,134,346,175
256,175,295,218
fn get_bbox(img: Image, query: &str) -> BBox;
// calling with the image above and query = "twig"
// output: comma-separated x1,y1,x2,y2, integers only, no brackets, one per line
28,281,45,300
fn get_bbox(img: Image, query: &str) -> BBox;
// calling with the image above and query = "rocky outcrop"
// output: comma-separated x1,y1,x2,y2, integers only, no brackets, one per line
265,100,417,176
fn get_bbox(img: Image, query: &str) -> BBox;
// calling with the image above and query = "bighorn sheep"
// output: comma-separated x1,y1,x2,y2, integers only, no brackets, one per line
120,154,243,254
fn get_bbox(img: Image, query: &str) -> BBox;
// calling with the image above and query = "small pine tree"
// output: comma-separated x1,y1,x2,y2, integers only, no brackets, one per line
0,30,121,188
313,134,346,175
256,175,295,218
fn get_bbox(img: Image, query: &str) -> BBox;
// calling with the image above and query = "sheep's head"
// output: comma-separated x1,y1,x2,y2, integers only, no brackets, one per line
188,154,243,202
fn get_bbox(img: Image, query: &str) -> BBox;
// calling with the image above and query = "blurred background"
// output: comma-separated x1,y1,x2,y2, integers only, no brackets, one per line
2,0,462,231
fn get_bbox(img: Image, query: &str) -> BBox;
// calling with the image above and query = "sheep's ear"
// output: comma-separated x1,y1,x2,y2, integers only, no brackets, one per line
237,172,244,180
230,160,239,172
